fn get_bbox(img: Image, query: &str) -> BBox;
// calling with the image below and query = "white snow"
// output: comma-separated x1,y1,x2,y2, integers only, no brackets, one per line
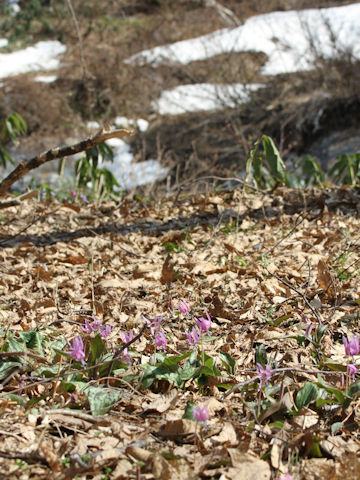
137,118,149,132
102,139,168,190
0,39,9,48
153,83,264,115
125,4,360,76
126,3,360,115
114,116,149,132
35,75,57,83
0,41,66,79
86,121,100,130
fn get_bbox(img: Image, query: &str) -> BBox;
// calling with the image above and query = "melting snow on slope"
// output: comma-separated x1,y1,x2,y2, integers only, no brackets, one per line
153,83,264,115
126,3,360,75
0,41,66,79
102,138,168,190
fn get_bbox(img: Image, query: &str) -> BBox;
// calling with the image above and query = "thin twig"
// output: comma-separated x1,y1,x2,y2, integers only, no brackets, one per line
265,266,321,322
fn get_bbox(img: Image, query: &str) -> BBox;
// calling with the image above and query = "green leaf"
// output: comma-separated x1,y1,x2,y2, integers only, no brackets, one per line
87,386,122,415
315,380,345,405
89,334,106,365
219,351,236,375
295,382,318,409
255,344,267,367
262,135,286,184
19,331,44,356
348,380,360,398
182,400,195,420
0,360,22,380
3,394,25,406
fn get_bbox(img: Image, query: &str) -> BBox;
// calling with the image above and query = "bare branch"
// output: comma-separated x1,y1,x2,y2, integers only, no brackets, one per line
0,128,134,197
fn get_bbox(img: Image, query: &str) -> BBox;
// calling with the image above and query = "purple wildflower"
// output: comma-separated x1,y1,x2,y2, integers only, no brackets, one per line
143,315,163,337
347,364,357,382
70,189,76,198
178,300,191,314
275,474,292,480
194,312,211,333
155,331,167,350
82,318,93,334
119,347,131,365
67,335,85,363
100,324,112,338
186,326,201,346
193,404,210,424
80,194,89,204
82,316,111,338
256,363,275,392
122,330,134,344
343,335,360,357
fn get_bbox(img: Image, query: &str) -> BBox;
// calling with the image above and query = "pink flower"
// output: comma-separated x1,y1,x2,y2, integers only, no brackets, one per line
193,404,210,424
155,331,167,350
194,312,211,332
119,348,131,365
143,315,163,337
186,327,201,346
67,336,85,363
305,322,314,339
82,318,93,334
178,300,191,314
70,189,76,198
82,316,111,338
100,324,112,338
122,330,134,344
256,363,275,391
347,363,357,382
343,335,360,357
275,474,292,480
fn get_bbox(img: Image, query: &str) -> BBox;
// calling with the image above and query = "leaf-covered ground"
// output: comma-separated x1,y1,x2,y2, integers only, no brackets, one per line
0,186,359,479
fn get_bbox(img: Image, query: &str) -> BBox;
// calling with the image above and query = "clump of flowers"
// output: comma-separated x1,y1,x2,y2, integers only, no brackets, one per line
143,315,167,350
82,316,112,338
183,304,212,347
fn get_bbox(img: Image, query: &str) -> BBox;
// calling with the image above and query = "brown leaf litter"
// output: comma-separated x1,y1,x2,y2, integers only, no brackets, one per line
0,186,359,479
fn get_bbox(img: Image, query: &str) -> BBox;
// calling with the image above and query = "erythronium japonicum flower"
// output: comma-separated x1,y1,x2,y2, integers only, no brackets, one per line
186,326,201,346
347,364,357,382
343,335,360,357
82,316,112,338
122,330,134,344
119,348,131,365
194,312,211,333
67,335,85,363
256,363,275,391
193,404,210,425
275,474,292,480
155,331,167,350
70,189,76,198
143,315,163,337
178,300,191,314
